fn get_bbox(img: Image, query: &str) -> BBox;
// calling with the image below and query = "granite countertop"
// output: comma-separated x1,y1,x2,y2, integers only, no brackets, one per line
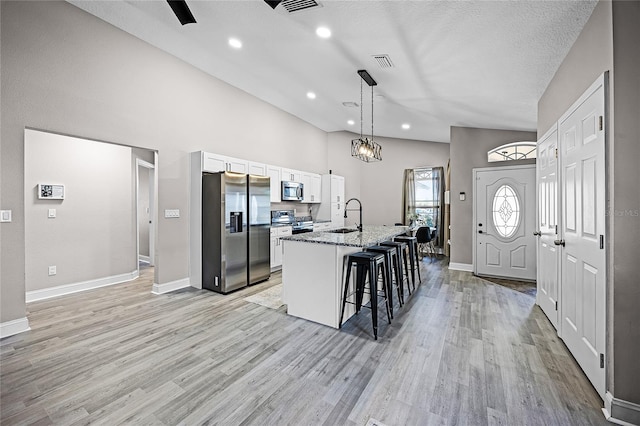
280,225,409,247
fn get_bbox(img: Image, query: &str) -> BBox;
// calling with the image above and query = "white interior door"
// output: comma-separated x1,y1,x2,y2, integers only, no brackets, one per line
558,76,606,399
536,126,560,329
474,165,536,281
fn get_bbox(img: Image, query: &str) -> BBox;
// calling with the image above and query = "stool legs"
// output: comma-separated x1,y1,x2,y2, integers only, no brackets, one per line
340,253,392,340
391,253,404,306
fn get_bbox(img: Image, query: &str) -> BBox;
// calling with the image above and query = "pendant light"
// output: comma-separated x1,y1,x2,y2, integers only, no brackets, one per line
351,70,382,163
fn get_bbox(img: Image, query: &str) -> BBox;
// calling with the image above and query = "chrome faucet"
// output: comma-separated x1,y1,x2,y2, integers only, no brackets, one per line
344,198,363,232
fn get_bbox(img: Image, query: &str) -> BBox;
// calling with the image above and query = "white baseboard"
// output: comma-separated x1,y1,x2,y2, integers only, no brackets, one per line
0,317,31,339
138,255,151,264
603,391,640,426
448,262,473,272
26,270,139,303
152,277,190,295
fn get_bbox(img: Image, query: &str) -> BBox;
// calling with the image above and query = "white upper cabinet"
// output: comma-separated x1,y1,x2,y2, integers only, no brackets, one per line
226,156,248,173
198,151,322,204
248,161,267,176
329,174,345,203
202,152,248,174
301,172,322,203
266,165,282,203
202,152,226,172
281,168,302,183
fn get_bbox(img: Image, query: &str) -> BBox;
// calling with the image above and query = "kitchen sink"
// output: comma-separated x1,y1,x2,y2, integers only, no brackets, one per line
326,228,358,234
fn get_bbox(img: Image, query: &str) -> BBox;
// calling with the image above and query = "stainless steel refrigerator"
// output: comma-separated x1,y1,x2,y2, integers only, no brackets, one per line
202,172,270,294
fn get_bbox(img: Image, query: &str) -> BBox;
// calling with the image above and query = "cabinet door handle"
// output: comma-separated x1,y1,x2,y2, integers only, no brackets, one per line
554,239,565,246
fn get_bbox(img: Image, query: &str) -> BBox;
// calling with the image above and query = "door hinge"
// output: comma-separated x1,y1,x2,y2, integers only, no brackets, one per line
600,235,604,250
600,353,605,368
555,148,558,158
555,225,558,234
555,301,558,311
599,116,603,131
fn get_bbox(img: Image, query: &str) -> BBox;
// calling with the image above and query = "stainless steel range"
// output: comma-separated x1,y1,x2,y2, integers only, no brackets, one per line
292,216,314,234
271,210,314,234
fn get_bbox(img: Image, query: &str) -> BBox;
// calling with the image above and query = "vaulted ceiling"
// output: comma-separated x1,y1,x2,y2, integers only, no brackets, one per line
69,0,597,143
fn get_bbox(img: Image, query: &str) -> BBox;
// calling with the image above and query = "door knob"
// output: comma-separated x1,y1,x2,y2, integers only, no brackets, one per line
554,239,565,246
533,231,541,236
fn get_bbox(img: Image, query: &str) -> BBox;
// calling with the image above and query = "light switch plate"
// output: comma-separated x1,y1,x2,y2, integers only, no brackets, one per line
0,210,11,222
164,209,180,218
48,209,56,218
48,265,57,276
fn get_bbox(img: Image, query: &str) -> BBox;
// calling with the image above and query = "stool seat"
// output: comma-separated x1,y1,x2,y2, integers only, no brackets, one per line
340,251,391,340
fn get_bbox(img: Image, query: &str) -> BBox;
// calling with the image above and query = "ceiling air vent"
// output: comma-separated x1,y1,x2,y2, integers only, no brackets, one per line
373,54,394,69
342,102,359,108
281,0,322,13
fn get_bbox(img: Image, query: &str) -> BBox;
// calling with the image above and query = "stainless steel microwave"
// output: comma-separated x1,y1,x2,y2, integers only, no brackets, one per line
281,181,304,201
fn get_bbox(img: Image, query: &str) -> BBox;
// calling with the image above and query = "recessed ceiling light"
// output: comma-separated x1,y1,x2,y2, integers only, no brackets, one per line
347,120,355,126
307,92,316,100
402,123,411,130
228,38,242,49
316,26,331,39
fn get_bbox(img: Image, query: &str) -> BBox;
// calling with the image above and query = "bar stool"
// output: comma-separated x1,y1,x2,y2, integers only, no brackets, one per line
380,240,412,296
366,245,401,312
339,252,391,340
393,235,422,287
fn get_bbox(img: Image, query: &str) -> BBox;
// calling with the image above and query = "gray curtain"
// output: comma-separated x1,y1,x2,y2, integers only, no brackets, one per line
432,167,445,247
402,169,415,225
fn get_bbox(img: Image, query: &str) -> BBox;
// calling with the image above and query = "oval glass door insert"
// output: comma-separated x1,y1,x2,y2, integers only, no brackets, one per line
492,184,520,238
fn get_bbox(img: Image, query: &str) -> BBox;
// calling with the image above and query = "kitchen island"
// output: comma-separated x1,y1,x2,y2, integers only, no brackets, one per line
280,225,409,328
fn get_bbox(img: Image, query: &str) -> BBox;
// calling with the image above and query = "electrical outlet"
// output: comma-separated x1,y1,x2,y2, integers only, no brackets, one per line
48,265,57,276
164,209,180,218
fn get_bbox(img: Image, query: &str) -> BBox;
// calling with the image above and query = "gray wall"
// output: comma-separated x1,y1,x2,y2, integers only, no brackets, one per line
537,1,613,136
327,131,450,226
538,0,640,406
449,127,537,266
0,1,327,323
24,130,135,292
610,0,640,405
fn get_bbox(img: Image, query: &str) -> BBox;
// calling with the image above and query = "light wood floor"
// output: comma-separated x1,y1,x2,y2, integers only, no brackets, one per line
1,259,606,425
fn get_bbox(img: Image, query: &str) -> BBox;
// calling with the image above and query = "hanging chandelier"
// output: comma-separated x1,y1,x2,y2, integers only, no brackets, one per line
351,70,382,163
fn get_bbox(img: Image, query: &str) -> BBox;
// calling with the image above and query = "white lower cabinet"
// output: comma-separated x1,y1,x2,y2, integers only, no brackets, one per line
270,226,292,269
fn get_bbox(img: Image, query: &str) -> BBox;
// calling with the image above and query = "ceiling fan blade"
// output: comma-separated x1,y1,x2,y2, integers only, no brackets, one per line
167,0,196,25
264,1,282,10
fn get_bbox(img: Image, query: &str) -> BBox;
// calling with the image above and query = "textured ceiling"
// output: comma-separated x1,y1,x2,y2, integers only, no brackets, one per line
68,0,597,143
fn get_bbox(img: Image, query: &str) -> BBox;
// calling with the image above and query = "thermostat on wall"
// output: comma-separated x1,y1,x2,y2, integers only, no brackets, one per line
38,184,65,200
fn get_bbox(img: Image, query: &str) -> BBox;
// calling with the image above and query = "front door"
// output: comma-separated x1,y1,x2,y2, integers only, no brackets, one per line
474,165,536,281
558,75,606,399
536,127,560,329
